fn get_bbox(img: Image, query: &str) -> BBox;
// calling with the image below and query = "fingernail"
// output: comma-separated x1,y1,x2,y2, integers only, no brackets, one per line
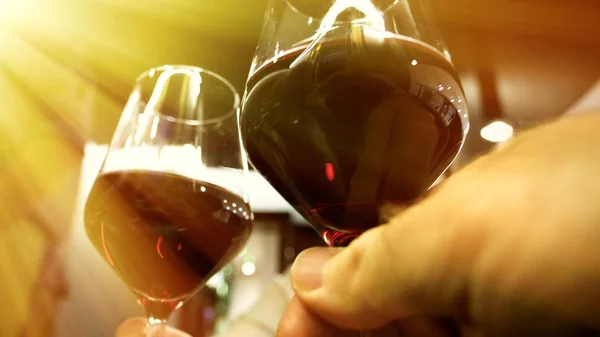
291,248,338,292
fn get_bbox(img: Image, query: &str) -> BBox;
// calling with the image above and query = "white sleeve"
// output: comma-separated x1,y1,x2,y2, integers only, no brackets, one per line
565,79,600,116
216,269,293,337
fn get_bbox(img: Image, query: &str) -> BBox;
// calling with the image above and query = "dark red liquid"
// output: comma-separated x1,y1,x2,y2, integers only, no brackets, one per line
84,171,251,318
241,34,465,246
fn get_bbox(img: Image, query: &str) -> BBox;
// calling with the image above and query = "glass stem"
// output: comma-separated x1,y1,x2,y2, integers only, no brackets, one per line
145,317,168,337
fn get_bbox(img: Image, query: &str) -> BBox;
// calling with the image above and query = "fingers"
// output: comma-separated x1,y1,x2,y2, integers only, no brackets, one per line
290,193,480,330
394,316,458,337
115,318,146,337
277,296,348,337
289,114,600,334
276,297,460,337
115,318,192,337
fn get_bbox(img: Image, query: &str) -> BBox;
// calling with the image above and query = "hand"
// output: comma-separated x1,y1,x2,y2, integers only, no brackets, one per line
278,114,600,337
115,318,191,337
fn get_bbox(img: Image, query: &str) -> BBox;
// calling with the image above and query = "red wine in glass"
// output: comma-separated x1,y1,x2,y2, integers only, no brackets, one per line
85,170,252,318
242,34,466,247
244,1,468,336
85,65,249,336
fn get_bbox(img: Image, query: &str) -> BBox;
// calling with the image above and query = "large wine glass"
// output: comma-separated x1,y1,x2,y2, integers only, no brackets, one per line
241,0,469,332
84,65,252,337
242,0,468,246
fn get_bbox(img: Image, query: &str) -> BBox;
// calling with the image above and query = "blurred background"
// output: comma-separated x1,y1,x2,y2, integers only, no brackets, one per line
0,0,599,336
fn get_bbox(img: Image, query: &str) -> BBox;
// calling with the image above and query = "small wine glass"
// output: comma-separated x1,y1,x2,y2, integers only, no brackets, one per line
84,65,252,337
241,0,469,335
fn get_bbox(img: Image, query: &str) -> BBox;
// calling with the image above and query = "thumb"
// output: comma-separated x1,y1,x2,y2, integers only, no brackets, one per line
290,203,475,330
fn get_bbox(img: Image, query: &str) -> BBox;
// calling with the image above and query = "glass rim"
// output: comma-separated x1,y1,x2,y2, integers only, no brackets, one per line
135,65,240,126
283,0,402,22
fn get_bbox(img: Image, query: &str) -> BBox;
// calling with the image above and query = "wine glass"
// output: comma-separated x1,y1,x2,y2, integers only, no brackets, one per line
84,65,252,337
241,0,469,334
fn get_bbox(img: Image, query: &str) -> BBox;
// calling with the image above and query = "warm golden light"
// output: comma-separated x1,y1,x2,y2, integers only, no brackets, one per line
0,0,44,27
0,0,267,334
0,0,18,20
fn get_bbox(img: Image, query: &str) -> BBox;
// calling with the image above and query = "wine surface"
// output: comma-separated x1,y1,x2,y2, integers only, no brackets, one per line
242,33,466,246
85,170,251,317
